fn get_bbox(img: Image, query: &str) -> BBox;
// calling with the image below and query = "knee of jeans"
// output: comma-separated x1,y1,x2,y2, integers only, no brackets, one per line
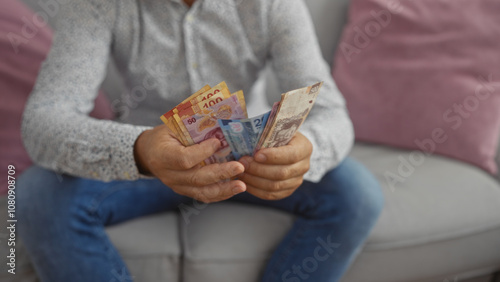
17,166,76,229
324,158,385,222
357,179,385,224
347,161,384,224
17,167,47,217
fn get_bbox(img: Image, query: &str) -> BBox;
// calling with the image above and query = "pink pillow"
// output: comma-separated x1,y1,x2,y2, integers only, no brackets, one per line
0,0,113,194
333,0,500,174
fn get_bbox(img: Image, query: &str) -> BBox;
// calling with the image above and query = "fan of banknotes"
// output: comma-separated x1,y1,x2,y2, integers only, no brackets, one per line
160,81,323,165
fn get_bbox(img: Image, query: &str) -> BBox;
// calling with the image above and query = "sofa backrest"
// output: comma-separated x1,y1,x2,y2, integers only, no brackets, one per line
303,0,350,64
497,140,500,181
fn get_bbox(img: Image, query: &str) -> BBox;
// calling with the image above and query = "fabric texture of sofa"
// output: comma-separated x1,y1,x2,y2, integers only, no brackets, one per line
2,0,500,281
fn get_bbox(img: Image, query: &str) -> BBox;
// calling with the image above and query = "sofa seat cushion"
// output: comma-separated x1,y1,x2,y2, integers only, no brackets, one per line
105,213,181,282
180,202,294,282
342,142,500,282
351,142,500,248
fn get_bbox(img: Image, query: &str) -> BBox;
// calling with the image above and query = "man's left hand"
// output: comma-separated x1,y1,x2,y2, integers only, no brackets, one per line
238,132,313,200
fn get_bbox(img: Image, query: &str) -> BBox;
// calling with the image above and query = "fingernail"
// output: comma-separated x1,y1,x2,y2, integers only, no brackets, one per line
255,153,266,162
232,185,245,195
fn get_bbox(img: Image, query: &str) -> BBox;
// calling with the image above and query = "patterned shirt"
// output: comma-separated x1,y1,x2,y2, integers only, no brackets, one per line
22,0,354,183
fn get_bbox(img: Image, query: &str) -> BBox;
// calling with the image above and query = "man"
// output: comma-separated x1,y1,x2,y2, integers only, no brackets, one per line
18,0,384,281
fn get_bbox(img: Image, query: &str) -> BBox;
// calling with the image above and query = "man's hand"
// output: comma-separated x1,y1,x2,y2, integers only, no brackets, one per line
238,132,312,200
134,125,246,203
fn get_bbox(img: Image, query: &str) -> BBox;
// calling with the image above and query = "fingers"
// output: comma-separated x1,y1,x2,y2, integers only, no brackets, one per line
163,161,245,187
238,155,306,201
236,133,311,201
239,170,303,192
142,125,249,204
175,180,247,203
158,161,246,203
141,126,223,172
253,133,312,165
239,156,309,181
244,180,300,201
190,162,245,185
166,138,222,170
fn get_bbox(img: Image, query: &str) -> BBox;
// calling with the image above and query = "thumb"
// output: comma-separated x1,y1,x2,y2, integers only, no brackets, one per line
174,138,222,169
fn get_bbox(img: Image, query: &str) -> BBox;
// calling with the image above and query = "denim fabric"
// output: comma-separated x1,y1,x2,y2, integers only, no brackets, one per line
17,158,383,282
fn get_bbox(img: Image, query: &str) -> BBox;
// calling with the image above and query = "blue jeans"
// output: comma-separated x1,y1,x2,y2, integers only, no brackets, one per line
17,158,383,282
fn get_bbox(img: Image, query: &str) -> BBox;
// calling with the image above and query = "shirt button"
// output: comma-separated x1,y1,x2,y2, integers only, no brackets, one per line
186,14,194,22
191,62,198,69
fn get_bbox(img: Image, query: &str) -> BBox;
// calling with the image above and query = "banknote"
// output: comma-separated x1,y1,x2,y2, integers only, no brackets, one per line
181,84,211,104
182,94,247,164
173,88,234,145
218,111,270,159
160,82,232,144
175,88,237,120
161,84,212,144
160,110,189,145
231,90,247,118
173,89,245,145
174,82,231,114
218,120,251,160
254,101,280,152
258,82,323,149
175,83,232,144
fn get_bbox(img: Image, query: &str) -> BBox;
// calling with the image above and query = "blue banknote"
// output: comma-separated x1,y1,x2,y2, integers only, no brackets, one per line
218,111,270,160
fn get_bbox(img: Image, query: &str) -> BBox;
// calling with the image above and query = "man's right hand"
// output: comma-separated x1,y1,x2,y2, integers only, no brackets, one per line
134,125,246,203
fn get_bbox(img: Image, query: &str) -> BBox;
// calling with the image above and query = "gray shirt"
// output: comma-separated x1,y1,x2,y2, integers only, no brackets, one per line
22,0,354,183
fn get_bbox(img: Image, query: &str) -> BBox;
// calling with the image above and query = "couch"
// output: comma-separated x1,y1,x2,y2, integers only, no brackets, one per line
3,0,500,281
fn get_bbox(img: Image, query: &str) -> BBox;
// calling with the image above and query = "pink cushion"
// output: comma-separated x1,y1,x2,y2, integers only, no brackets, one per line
0,0,113,194
333,0,500,174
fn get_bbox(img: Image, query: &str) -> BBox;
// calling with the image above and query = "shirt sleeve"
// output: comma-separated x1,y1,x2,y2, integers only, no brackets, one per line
21,0,151,181
267,0,354,182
